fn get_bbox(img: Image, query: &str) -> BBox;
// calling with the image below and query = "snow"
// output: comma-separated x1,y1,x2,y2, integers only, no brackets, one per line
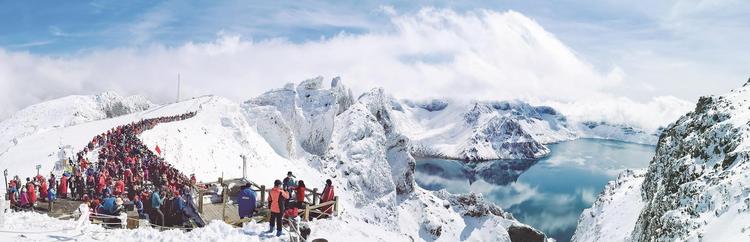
573,81,750,242
0,79,542,241
572,169,646,242
392,99,577,161
0,92,152,160
0,210,282,242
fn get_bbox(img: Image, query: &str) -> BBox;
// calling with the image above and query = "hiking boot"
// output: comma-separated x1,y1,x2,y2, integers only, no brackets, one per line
276,230,282,237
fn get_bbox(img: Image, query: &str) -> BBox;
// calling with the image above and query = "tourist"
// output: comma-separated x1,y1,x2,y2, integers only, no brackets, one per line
268,179,289,237
238,183,257,219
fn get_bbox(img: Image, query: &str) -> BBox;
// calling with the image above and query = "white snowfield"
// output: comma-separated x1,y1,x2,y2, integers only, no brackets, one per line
573,82,750,242
0,77,560,241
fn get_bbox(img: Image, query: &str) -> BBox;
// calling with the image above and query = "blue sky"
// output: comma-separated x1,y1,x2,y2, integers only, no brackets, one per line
0,1,748,127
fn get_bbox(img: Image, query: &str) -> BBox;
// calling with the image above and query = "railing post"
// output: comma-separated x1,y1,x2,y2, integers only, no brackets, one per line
198,190,204,213
260,185,266,207
304,204,310,221
334,196,339,216
312,188,318,205
222,184,228,222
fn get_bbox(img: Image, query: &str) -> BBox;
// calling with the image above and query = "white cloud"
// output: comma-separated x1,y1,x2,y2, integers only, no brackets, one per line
0,8,692,130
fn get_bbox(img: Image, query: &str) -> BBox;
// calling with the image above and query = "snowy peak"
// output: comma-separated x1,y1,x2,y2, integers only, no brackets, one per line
393,98,576,161
242,76,354,158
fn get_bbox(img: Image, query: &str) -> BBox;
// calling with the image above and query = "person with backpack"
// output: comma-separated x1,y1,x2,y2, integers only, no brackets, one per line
238,183,257,219
267,179,289,237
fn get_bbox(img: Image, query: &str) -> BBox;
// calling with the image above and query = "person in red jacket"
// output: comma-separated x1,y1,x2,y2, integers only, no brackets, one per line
58,174,68,198
39,177,48,202
26,177,37,206
97,175,106,196
114,179,125,195
320,179,335,215
123,168,133,186
267,180,289,237
295,180,306,205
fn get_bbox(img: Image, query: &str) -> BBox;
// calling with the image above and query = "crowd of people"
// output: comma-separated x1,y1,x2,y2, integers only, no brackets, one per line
4,112,204,228
3,110,343,235
238,171,335,237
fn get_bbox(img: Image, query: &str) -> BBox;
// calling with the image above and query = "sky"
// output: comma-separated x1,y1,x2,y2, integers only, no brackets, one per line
1,0,749,129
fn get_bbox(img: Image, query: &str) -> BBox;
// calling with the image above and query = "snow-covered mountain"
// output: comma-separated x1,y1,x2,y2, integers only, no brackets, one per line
0,78,552,241
0,91,152,157
390,98,660,161
573,81,750,241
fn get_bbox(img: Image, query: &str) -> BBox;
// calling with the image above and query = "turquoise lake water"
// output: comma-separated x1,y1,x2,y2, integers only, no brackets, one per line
415,138,656,242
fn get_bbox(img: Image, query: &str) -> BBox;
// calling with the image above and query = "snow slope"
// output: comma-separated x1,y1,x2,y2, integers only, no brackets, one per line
573,81,750,241
0,92,152,159
572,169,646,242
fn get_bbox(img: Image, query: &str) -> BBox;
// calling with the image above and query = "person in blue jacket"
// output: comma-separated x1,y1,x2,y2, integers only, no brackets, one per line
151,190,165,226
238,183,257,219
134,195,149,220
102,196,117,215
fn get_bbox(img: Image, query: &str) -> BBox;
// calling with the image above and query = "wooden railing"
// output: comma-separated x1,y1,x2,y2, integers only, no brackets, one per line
196,179,339,222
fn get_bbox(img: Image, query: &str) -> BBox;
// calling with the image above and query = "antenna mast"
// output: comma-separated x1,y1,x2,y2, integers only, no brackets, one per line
177,73,181,102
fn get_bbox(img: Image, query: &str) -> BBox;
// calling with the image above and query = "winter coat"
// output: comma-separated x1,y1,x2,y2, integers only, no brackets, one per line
238,187,257,218
47,188,56,202
102,197,117,215
151,192,164,209
321,184,335,214
59,176,68,195
268,187,289,213
296,186,306,203
26,182,36,204
283,177,296,191
19,192,29,207
39,180,48,199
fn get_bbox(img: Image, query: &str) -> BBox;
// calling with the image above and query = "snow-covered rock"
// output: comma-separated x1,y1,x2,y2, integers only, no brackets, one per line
632,81,750,241
572,169,646,242
0,91,152,157
576,121,660,145
573,80,750,242
392,99,577,161
242,76,354,158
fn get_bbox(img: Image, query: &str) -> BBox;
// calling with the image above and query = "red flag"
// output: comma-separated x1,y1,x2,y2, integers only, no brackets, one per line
155,145,162,156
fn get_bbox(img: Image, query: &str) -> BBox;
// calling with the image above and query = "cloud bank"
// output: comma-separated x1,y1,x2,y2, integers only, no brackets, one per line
0,8,691,130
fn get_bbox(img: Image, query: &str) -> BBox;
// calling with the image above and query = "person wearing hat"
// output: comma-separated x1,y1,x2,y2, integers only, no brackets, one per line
267,179,289,237
282,171,296,193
